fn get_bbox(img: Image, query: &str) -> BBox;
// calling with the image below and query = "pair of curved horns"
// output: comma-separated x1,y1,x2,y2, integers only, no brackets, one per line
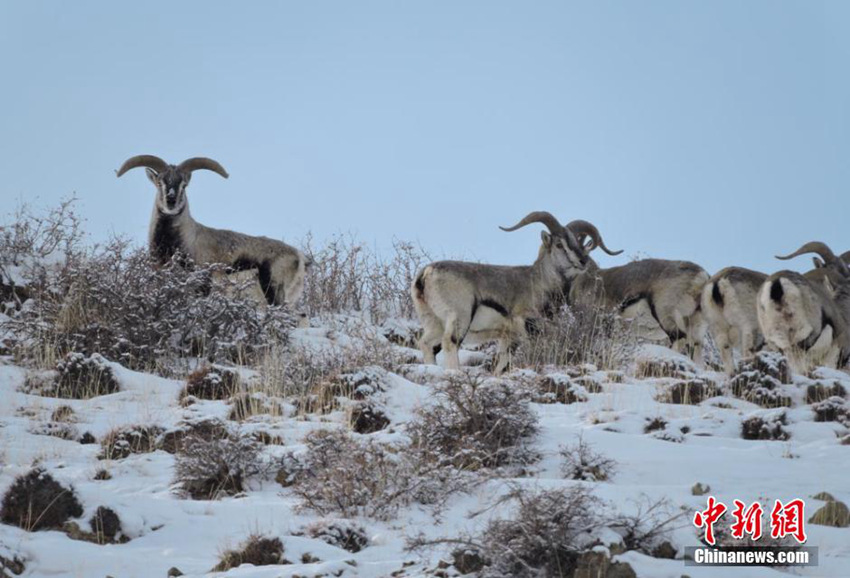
116,155,229,179
777,241,850,277
499,211,622,256
566,219,623,256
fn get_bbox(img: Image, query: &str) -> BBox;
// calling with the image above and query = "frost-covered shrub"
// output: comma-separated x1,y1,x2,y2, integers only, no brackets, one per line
50,405,75,422
560,437,617,482
181,366,241,401
531,373,589,405
213,535,287,571
812,396,850,424
0,468,83,531
657,379,720,405
741,411,790,441
7,239,294,373
300,233,430,323
806,381,847,404
0,198,83,315
729,351,793,408
99,425,164,460
515,304,637,371
301,519,370,553
477,486,601,578
606,497,682,556
227,392,283,421
407,374,539,471
51,353,119,399
158,419,230,454
174,434,264,500
350,401,390,434
287,430,467,520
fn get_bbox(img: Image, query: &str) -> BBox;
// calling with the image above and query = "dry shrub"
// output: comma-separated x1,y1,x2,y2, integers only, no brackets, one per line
286,430,467,520
0,197,83,317
560,437,616,482
300,519,370,553
49,353,119,399
7,237,294,375
227,392,282,421
407,373,539,471
88,506,123,544
729,351,793,408
181,366,241,401
300,233,430,323
531,374,589,405
213,534,287,571
656,379,720,405
158,419,230,454
634,351,695,379
806,381,846,404
478,486,601,578
30,422,78,442
515,304,637,371
741,411,790,441
812,397,850,424
254,342,399,415
643,417,667,433
350,401,390,434
99,425,164,460
174,434,264,500
606,497,684,556
50,405,75,422
0,468,83,531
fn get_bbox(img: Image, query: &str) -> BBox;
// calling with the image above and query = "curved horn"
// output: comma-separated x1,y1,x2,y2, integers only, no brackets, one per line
841,250,850,264
116,155,169,177
177,157,229,179
777,241,849,276
566,219,623,255
499,211,564,235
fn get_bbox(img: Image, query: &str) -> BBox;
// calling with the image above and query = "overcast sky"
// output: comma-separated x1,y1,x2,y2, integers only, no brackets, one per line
1,1,847,273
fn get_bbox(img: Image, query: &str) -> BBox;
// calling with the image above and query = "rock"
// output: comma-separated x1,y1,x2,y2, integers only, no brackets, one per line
167,568,183,577
808,501,850,528
652,541,677,559
691,483,710,496
574,551,637,578
451,548,485,574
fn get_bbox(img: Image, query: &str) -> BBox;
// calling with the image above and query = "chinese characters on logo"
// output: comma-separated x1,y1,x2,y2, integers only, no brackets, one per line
693,497,806,546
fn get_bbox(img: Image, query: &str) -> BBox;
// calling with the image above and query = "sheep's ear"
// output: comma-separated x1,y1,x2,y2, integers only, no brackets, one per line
540,230,552,248
813,257,825,269
145,168,159,184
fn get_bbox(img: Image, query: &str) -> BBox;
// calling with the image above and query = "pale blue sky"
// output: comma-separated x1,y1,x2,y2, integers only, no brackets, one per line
1,1,847,273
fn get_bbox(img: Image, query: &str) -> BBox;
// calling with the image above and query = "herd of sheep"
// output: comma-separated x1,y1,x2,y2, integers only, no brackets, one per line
118,154,850,375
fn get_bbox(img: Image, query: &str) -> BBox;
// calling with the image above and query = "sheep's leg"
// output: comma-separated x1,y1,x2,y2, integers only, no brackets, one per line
493,338,514,375
715,329,734,374
441,311,471,371
419,320,444,365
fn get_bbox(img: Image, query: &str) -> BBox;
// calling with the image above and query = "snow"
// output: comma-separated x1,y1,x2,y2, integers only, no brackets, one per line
1,317,849,577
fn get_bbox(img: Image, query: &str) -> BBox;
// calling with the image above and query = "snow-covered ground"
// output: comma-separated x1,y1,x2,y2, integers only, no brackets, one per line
1,319,849,578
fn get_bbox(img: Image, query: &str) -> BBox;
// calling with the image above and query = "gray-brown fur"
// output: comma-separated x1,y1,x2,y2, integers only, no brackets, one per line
701,267,767,373
757,242,850,371
568,255,709,362
412,211,591,374
117,154,308,307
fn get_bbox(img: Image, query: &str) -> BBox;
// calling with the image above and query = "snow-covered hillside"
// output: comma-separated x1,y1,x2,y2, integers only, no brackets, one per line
1,314,849,578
